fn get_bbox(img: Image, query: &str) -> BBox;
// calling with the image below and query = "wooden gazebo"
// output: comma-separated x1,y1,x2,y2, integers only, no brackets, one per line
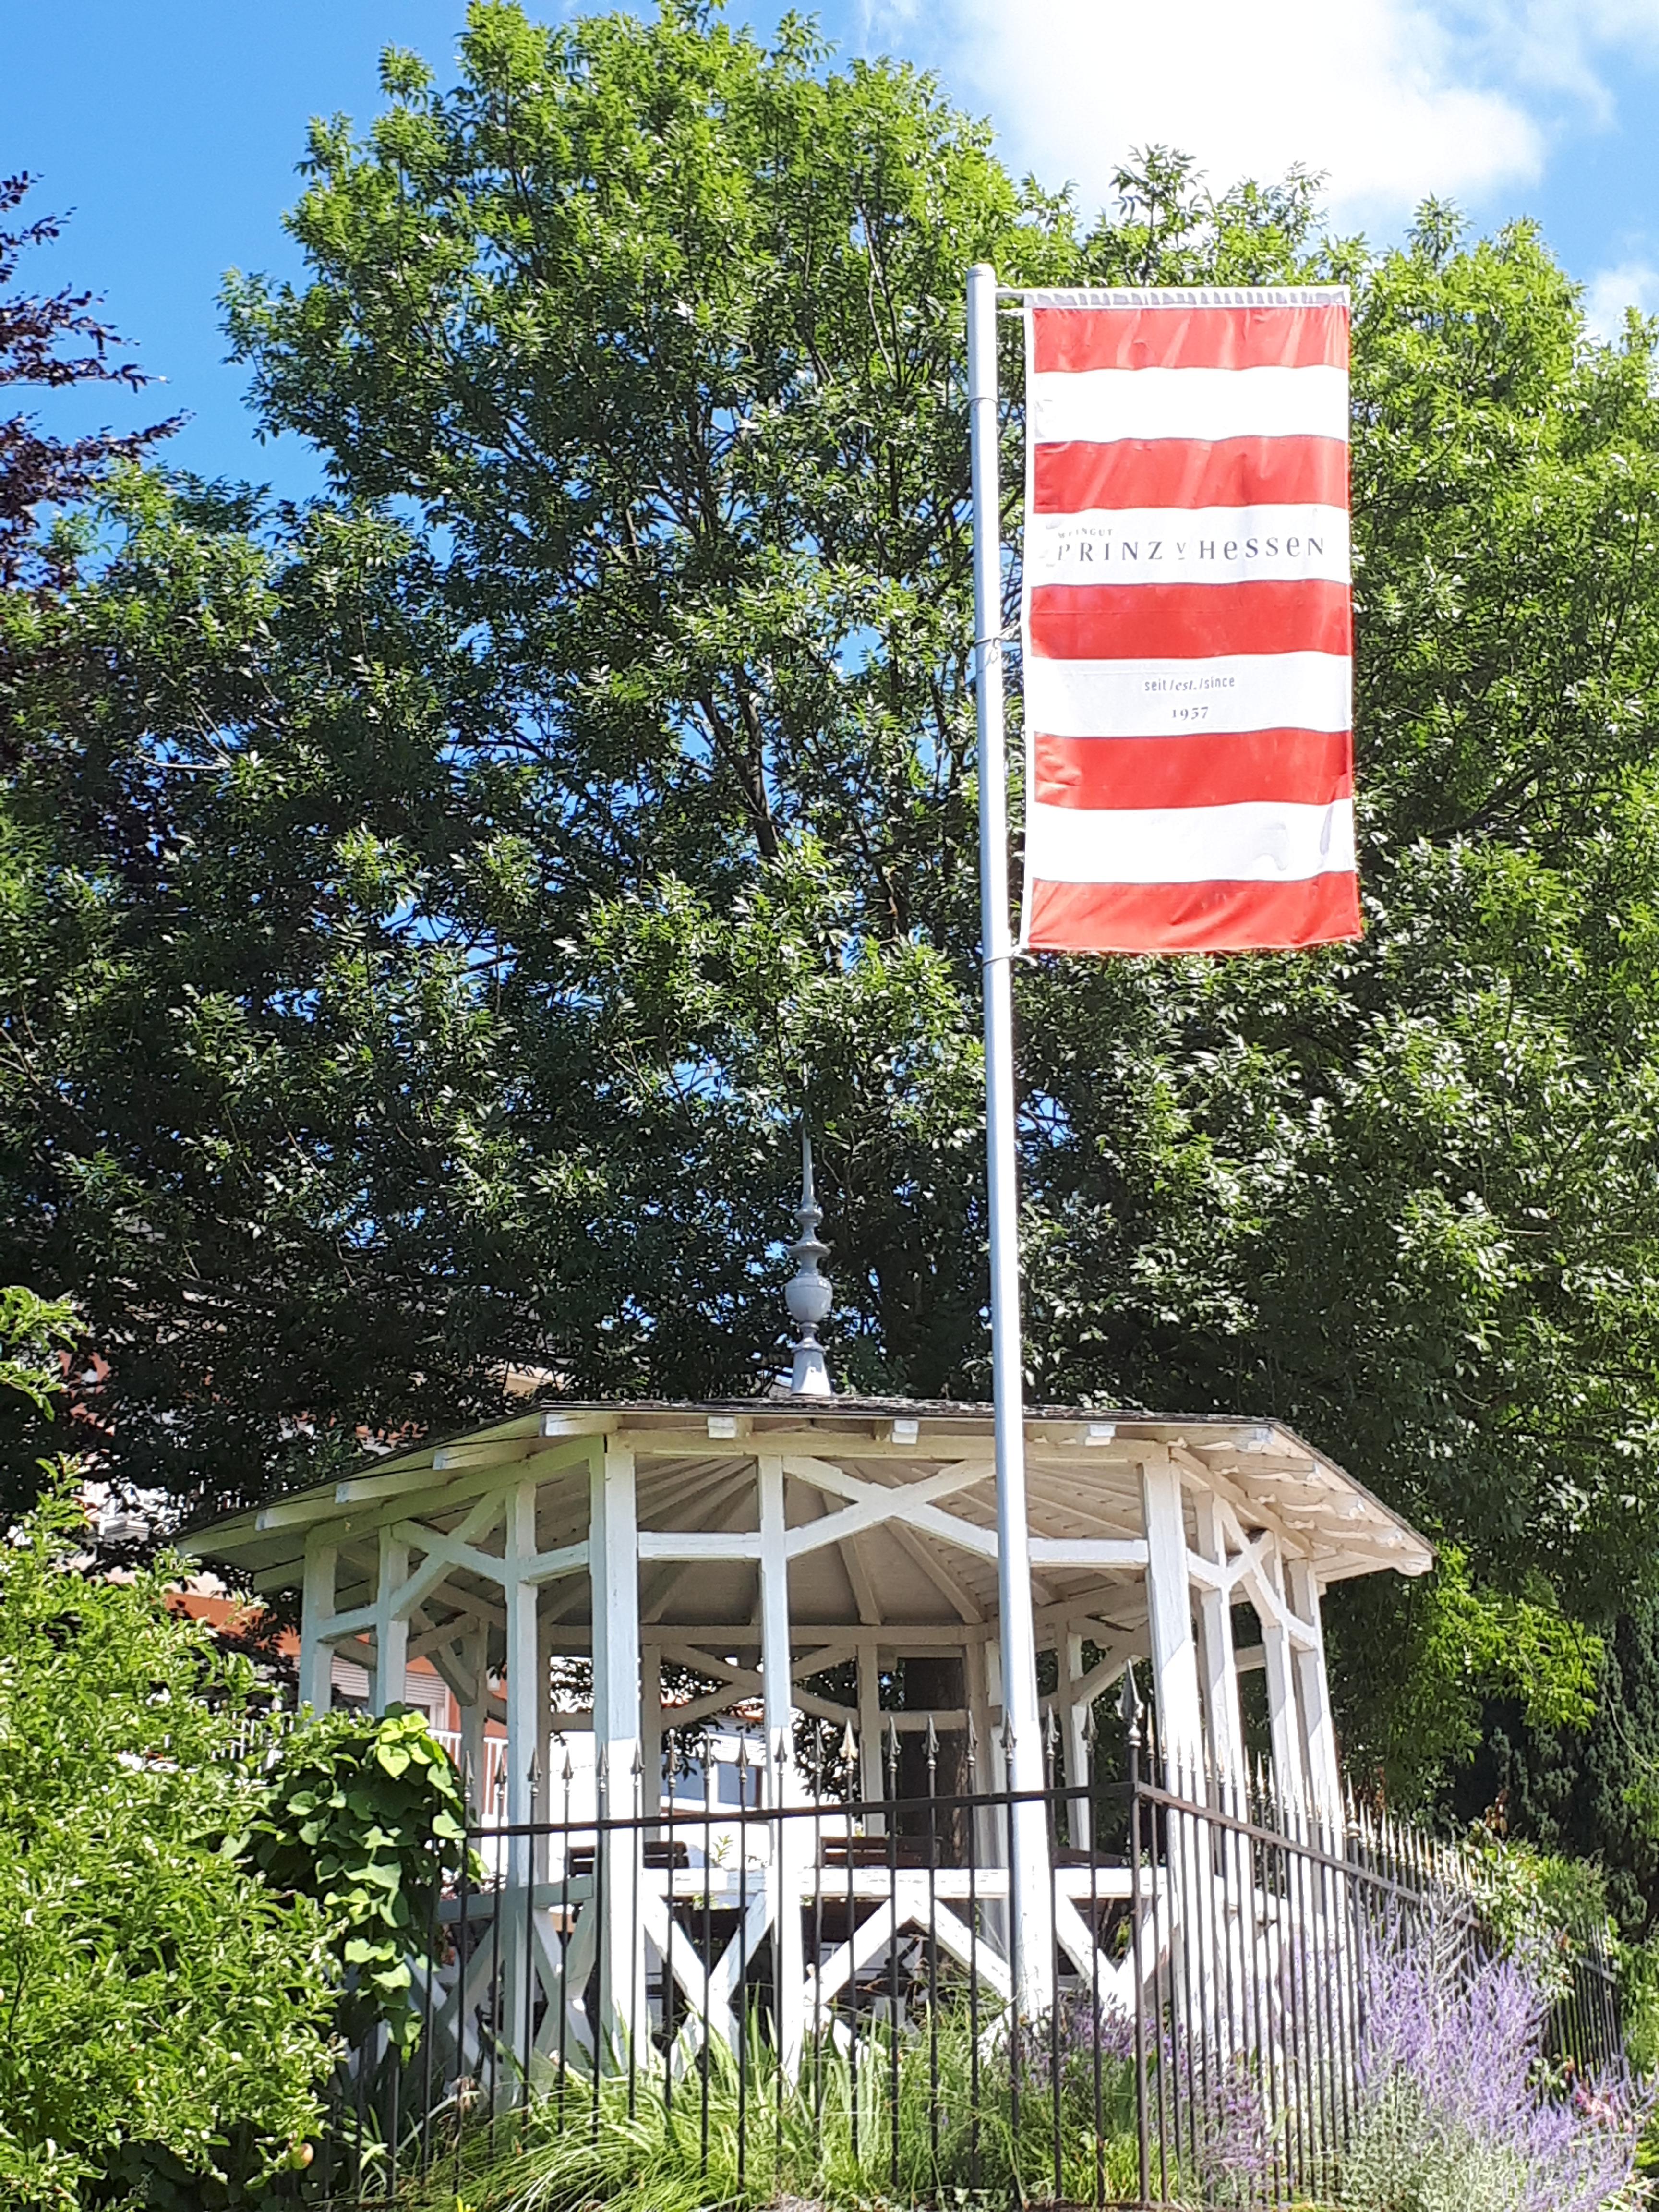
191,1381,1429,2061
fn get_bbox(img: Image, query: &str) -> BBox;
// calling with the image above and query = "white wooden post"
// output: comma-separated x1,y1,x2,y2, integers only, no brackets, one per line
641,1645,664,1821
1260,1541,1306,1808
1141,1453,1207,2039
857,1639,885,1831
1192,1493,1246,1789
1192,1494,1248,2049
1141,1455,1203,1781
980,1636,1014,1957
535,1604,554,1887
299,1535,336,1715
1063,1632,1090,1849
503,1479,541,2087
505,1483,540,1844
590,1443,642,2062
1285,1558,1340,1813
758,1452,805,2066
985,1639,1009,1792
758,1455,794,1781
373,1530,409,1715
1284,1557,1349,2049
460,1624,489,1822
966,1636,1003,1876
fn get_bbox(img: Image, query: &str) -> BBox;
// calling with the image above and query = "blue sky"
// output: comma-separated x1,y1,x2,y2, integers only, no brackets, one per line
8,0,1659,502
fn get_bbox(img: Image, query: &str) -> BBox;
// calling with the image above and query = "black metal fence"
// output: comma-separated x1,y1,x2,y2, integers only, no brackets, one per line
301,1719,1625,2211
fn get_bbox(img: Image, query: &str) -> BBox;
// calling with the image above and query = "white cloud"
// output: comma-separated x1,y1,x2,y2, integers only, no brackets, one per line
1585,257,1659,338
864,0,1659,230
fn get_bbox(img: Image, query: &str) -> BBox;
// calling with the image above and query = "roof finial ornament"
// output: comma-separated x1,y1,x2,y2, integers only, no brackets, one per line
785,1129,834,1398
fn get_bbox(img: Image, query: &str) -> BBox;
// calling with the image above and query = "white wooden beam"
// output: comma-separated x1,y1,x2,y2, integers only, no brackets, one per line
460,1623,489,1817
1071,1633,1140,1709
504,1481,539,1841
1028,1538,1148,1569
501,1476,541,2077
431,1438,539,1473
540,1411,608,1438
253,1434,593,1535
637,1530,762,1561
1192,1491,1246,1787
1256,1539,1306,1805
388,1520,509,1591
311,1600,376,1644
523,1539,589,1584
1171,1444,1301,1553
386,1491,508,1621
757,1451,805,2065
590,1442,642,2055
639,1469,760,1624
373,1529,409,1714
1236,1551,1319,1653
1141,1454,1202,1783
857,1640,885,1822
757,1455,793,1786
299,1535,336,1715
1286,1557,1340,1812
630,1431,988,1462
840,1530,881,1626
641,1645,663,1819
890,1523,985,1623
783,1452,1001,1563
784,1463,995,1559
1063,1632,1089,1848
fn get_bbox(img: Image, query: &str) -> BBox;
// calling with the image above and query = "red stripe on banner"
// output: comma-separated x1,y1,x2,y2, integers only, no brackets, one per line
1032,729,1354,811
1024,873,1362,954
1033,437,1348,514
1032,305,1348,375
1029,579,1351,661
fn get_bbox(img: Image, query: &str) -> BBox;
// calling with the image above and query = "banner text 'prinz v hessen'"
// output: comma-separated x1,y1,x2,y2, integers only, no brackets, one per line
1018,288,1360,955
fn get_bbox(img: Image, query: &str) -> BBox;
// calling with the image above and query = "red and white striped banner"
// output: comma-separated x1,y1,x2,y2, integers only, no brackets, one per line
1019,288,1360,955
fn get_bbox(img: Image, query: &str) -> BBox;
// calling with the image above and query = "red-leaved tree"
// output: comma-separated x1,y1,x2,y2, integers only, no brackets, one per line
0,171,179,588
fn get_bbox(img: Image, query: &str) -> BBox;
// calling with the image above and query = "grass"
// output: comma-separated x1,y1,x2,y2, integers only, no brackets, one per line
410,2005,1149,2212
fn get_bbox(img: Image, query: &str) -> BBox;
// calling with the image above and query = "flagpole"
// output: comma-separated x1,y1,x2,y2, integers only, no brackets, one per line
967,261,1052,2015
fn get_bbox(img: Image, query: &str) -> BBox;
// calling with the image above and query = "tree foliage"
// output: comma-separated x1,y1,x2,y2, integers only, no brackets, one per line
6,3,1659,1796
1451,1601,1659,1941
0,1280,75,1413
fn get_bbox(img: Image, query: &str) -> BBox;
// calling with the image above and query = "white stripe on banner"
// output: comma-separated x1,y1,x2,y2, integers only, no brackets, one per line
1025,504,1349,589
1023,652,1352,738
1028,365,1349,447
1026,797,1356,884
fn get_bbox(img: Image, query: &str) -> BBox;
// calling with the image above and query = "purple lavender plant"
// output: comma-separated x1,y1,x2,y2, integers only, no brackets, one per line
1348,1921,1649,2212
1009,1989,1272,2206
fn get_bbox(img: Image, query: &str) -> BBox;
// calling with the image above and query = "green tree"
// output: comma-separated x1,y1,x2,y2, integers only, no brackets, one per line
1450,1600,1659,1940
223,5,1659,1777
9,3,1659,1801
0,475,572,1520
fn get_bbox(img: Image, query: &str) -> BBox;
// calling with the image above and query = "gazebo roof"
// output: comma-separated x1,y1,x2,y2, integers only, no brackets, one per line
188,1397,1432,1645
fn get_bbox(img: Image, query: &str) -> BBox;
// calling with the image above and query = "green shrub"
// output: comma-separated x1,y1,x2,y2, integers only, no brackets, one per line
248,1703,474,2053
0,1471,335,2208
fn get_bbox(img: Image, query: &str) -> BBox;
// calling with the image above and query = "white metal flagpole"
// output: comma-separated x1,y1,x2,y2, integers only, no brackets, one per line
967,259,1053,2015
